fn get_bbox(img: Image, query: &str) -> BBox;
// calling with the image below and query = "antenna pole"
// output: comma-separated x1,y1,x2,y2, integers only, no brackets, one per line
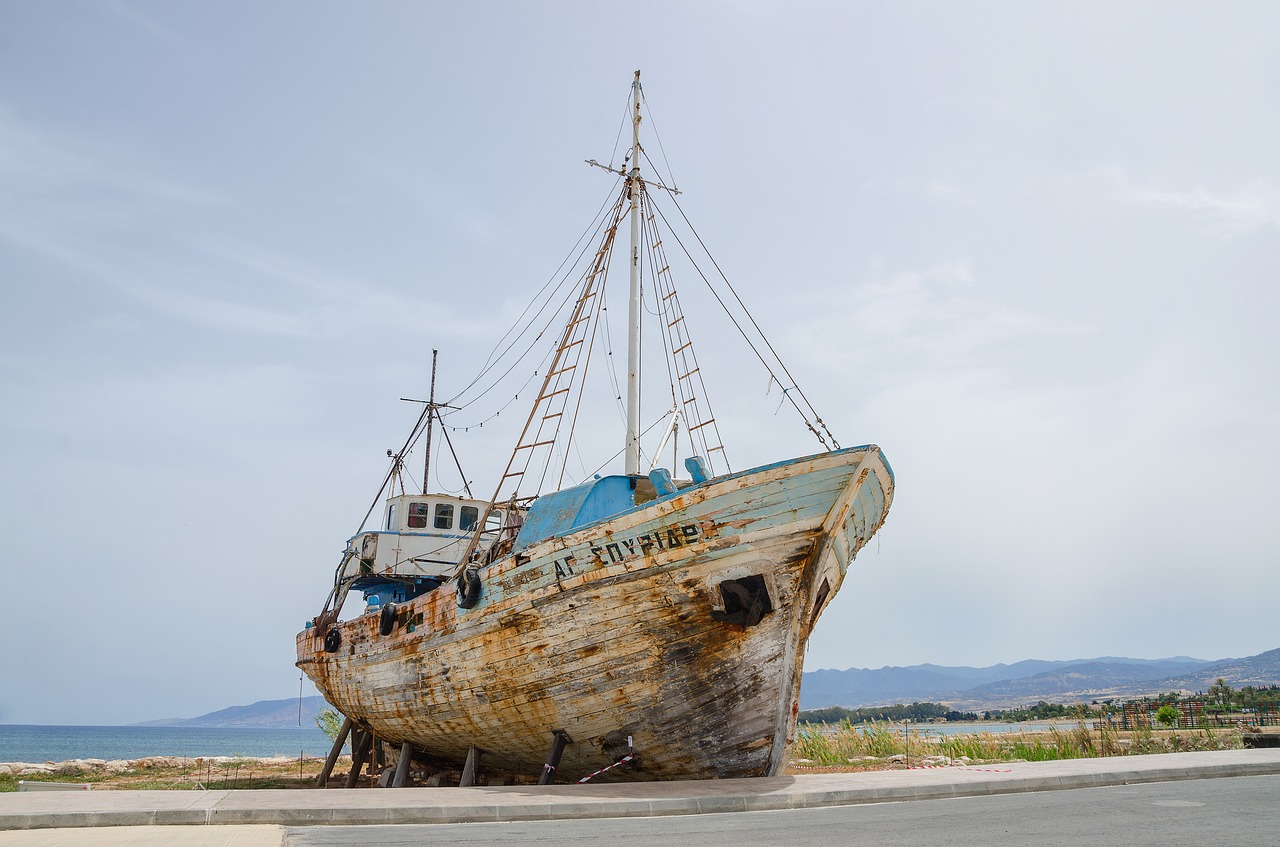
423,349,438,494
625,70,643,475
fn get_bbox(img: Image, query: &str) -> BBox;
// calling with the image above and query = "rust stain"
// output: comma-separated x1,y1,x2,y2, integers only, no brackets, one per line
299,446,893,782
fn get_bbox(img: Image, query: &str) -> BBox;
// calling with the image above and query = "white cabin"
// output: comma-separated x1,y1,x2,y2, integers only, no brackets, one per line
339,493,507,583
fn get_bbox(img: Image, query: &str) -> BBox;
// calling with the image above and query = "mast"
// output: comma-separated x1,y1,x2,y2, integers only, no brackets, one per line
422,349,438,494
625,70,643,475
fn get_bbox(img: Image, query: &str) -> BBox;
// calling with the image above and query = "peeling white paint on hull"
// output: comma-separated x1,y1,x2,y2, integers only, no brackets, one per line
297,445,893,782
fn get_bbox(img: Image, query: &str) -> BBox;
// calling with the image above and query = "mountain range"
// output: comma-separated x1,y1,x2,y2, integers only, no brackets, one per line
136,647,1280,727
136,696,330,728
801,647,1280,712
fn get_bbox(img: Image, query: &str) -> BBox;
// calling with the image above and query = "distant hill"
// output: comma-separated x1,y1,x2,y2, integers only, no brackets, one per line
142,648,1279,727
135,696,330,728
796,652,1280,712
1150,647,1280,693
934,659,1209,711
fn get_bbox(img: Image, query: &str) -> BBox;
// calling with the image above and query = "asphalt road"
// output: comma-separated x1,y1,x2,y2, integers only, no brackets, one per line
283,774,1280,847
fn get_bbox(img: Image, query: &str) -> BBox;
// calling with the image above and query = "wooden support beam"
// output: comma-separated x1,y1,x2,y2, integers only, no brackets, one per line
315,717,352,788
537,730,572,785
391,741,415,788
345,729,372,789
459,745,481,787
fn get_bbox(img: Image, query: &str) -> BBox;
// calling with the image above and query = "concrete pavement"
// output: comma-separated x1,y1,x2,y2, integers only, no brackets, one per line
2,748,1278,838
0,827,284,846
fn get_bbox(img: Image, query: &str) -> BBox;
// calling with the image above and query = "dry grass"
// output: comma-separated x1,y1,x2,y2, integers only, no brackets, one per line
0,755,346,792
787,720,1244,772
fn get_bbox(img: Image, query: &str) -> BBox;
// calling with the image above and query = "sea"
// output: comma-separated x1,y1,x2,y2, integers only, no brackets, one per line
914,721,1095,736
0,725,334,763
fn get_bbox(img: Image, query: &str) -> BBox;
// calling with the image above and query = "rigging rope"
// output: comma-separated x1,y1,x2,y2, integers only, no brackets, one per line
608,91,632,170
647,193,838,450
640,185,728,473
446,178,623,411
639,89,679,192
597,290,628,423
352,402,430,536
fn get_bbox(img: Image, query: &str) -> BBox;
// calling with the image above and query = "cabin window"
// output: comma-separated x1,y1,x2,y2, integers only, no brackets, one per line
460,506,479,531
385,503,398,531
434,503,454,529
407,502,430,529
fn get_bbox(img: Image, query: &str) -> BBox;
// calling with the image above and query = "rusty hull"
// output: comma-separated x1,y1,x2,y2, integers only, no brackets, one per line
297,445,892,782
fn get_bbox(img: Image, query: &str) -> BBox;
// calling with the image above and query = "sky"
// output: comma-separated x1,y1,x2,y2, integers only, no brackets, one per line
1,1,1277,725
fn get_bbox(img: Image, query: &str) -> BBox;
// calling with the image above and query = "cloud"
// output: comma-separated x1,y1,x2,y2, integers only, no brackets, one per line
101,0,196,51
924,178,980,206
0,105,501,344
0,103,221,208
1102,164,1280,235
790,259,1094,384
860,175,981,207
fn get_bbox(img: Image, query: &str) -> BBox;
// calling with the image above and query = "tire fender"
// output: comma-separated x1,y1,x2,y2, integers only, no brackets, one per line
379,602,398,636
456,568,482,609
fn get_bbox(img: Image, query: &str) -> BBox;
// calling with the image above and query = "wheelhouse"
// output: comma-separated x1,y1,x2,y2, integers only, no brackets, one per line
339,493,510,608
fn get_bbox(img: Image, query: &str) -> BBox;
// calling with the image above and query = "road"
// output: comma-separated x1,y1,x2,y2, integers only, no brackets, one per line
284,774,1280,846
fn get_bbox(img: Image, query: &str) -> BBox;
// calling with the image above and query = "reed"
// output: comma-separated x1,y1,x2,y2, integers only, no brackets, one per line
792,721,1243,768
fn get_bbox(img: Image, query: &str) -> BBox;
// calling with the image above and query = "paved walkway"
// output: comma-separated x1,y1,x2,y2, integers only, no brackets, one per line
2,749,1278,841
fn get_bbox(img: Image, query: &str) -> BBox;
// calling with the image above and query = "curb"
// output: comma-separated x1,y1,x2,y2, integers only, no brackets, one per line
4,752,1280,831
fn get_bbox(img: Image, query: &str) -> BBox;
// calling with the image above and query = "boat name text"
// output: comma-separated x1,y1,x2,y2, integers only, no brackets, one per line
552,519,719,579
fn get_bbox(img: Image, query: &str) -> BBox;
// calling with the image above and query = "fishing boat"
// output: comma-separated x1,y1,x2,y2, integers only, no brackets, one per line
297,72,894,784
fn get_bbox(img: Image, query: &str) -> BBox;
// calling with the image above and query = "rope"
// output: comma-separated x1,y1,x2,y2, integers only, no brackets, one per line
640,88,679,192
577,753,636,783
665,193,838,448
447,180,624,412
646,196,835,450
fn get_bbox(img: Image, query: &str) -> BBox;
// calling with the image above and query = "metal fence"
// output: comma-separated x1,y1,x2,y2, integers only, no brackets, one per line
1099,699,1280,730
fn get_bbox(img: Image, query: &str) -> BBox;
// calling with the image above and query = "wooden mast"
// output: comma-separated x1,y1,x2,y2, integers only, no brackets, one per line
422,349,438,494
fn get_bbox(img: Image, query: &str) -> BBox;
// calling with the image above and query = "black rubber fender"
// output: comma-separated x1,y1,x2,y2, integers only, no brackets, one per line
323,627,342,653
456,567,482,609
379,602,398,636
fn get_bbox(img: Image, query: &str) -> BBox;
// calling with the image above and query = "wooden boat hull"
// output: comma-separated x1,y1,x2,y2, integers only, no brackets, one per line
297,445,893,781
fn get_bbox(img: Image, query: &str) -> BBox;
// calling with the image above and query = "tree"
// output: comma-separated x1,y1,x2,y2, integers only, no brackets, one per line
316,707,345,742
1155,704,1180,750
1208,678,1233,710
